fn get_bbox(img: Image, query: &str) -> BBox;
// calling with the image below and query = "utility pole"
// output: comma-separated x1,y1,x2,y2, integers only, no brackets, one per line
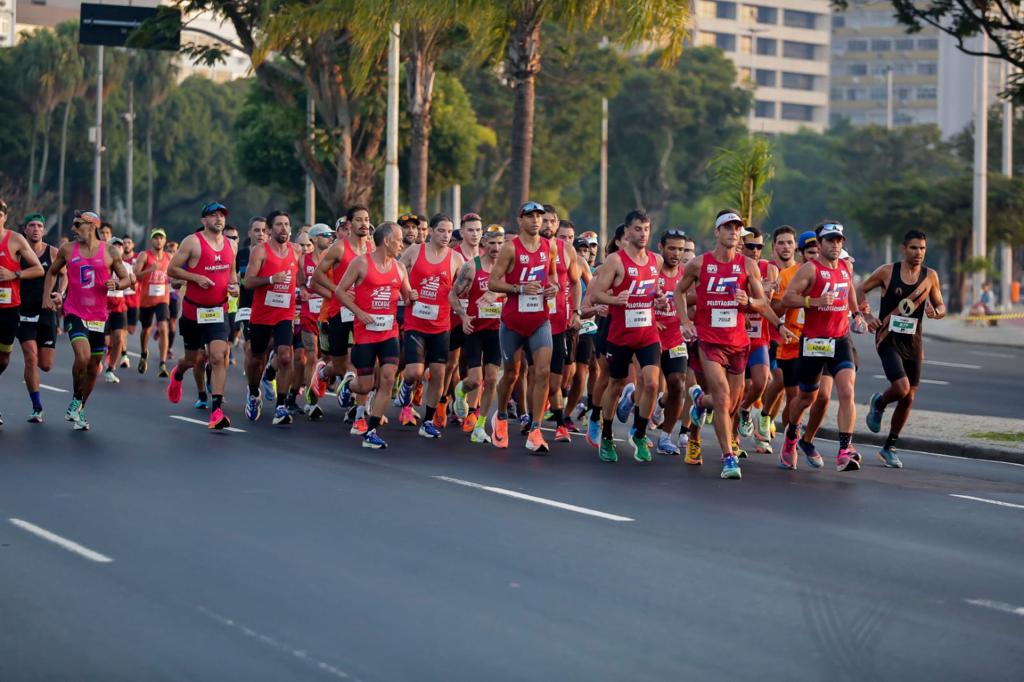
972,53,989,309
305,92,316,225
452,185,461,226
125,79,135,233
383,22,400,222
1001,63,1014,311
93,45,104,214
884,66,894,265
600,97,608,252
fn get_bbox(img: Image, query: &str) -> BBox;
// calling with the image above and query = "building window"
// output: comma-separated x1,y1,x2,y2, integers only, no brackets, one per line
847,63,868,76
716,1,737,20
756,37,777,56
896,87,911,101
783,10,817,29
895,38,915,51
744,5,778,24
782,72,816,91
871,39,892,52
833,15,845,28
917,62,937,75
715,33,736,52
847,39,868,52
781,103,815,121
756,69,777,87
917,86,937,100
696,31,716,48
869,87,887,101
831,87,843,100
698,1,716,18
846,87,867,101
783,41,817,60
895,61,915,75
755,100,776,118
917,38,938,51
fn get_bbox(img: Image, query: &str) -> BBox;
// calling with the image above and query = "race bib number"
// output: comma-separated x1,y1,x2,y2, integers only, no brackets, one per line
747,314,763,338
669,343,688,359
479,302,502,319
888,315,918,335
518,294,543,313
197,306,225,324
711,308,737,328
148,283,166,297
107,288,124,298
625,308,652,328
19,314,40,323
264,291,290,309
412,301,439,320
84,319,106,333
803,337,836,358
340,307,355,323
124,287,135,296
308,296,323,314
580,318,598,334
235,307,251,322
0,288,13,304
367,314,395,332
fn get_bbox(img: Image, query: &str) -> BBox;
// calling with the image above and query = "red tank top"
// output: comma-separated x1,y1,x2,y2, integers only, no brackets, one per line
802,260,852,339
106,269,127,313
608,249,660,348
466,257,502,332
123,253,140,307
353,256,404,344
138,250,171,307
300,251,324,324
694,251,749,348
322,239,362,323
501,236,551,336
405,244,454,335
746,259,772,349
0,231,22,308
450,244,476,330
250,243,299,325
182,233,235,320
656,266,684,350
549,239,572,335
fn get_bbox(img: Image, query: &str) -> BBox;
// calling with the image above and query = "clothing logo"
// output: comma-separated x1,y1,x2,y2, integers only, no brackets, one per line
517,265,547,284
898,297,916,316
627,267,639,276
80,265,96,289
370,285,392,309
706,276,738,294
420,275,441,300
214,254,222,263
821,270,831,279
732,264,741,273
895,287,903,296
627,278,656,297
706,263,718,273
518,254,529,264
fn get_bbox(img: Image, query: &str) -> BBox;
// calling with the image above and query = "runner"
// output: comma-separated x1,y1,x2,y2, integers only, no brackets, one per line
103,237,129,384
650,229,689,456
416,216,429,245
42,211,131,430
134,227,172,377
121,235,139,368
780,221,865,472
396,213,465,438
222,223,241,359
566,231,600,433
0,201,46,426
441,212,483,428
859,229,946,468
298,223,333,419
398,213,421,248
583,225,625,449
675,210,795,479
335,222,411,448
243,210,302,425
166,201,238,430
545,219,583,442
233,216,268,348
755,225,798,449
16,213,59,422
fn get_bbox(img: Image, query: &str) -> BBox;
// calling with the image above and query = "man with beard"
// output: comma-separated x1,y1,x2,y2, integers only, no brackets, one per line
134,227,172,377
298,223,334,419
16,213,60,422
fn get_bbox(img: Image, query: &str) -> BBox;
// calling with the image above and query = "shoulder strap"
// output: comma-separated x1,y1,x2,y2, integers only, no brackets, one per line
474,255,482,272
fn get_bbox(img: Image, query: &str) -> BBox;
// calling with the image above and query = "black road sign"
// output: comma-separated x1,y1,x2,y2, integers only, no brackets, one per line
79,3,181,51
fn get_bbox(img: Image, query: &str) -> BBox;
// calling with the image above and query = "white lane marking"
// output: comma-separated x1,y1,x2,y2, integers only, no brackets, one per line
169,415,247,433
924,360,981,370
196,606,356,680
871,375,949,385
435,476,635,522
39,383,69,393
967,350,1015,359
949,494,1024,510
965,599,1024,617
538,426,623,443
127,351,142,358
9,518,113,563
813,437,1024,468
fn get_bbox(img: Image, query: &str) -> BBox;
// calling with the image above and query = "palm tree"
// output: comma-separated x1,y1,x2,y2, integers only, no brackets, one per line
54,22,86,236
129,50,178,227
708,136,775,227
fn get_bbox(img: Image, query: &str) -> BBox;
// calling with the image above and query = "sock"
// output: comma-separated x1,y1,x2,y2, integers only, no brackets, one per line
586,395,595,413
498,410,508,420
264,365,277,382
475,415,486,428
173,367,185,381
634,416,649,439
786,422,799,440
884,432,899,450
74,390,84,401
212,395,223,410
530,420,540,431
590,406,602,424
106,365,114,372
838,432,852,450
29,391,42,411
197,391,208,403
552,408,564,426
355,404,366,420
602,418,613,440
276,392,286,407
633,404,640,422
740,408,750,422
367,415,381,431
425,405,436,421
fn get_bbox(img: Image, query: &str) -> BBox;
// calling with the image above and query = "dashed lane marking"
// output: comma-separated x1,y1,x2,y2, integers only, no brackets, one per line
170,415,247,433
38,383,68,393
924,360,981,370
9,518,113,563
949,494,1024,511
964,599,1024,617
871,375,949,385
435,476,635,522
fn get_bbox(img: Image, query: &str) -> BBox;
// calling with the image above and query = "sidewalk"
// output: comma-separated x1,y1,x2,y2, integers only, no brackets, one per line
921,314,1024,348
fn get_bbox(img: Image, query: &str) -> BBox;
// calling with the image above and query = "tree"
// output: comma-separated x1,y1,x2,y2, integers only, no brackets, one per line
709,135,775,228
127,50,179,227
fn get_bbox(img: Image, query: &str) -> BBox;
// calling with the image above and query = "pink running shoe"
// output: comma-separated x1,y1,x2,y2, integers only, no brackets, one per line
166,369,183,404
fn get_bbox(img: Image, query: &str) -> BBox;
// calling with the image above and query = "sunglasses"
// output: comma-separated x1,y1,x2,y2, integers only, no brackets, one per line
743,243,764,250
665,228,688,239
226,234,238,240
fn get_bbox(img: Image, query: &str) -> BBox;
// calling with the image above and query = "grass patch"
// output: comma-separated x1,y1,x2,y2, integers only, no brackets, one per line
968,431,1024,443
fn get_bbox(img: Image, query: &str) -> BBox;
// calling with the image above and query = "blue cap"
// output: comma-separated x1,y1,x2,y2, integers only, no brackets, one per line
798,230,818,249
519,201,545,217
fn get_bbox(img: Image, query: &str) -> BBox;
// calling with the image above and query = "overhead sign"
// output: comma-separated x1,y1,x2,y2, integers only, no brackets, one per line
79,3,181,51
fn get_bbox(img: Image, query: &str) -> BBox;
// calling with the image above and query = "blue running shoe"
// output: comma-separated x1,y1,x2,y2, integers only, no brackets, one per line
193,398,208,410
878,446,903,468
656,432,680,456
398,379,413,407
688,385,706,426
245,390,262,421
720,454,742,480
338,373,355,408
615,383,635,423
272,405,292,426
587,418,601,448
261,377,276,402
362,429,388,449
418,421,442,439
797,438,824,468
866,392,884,433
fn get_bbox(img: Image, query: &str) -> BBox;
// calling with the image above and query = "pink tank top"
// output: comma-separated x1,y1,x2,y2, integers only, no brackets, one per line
64,241,110,323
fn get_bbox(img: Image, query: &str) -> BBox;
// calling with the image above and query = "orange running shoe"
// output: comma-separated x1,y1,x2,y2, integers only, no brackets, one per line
412,380,424,406
433,400,448,428
462,410,478,433
526,427,550,453
491,413,509,448
399,405,419,426
350,418,369,436
554,425,571,443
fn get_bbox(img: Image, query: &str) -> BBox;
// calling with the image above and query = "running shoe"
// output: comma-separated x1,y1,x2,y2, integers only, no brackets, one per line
399,405,419,426
208,408,231,430
754,410,773,442
656,432,680,456
158,362,169,379
337,373,354,408
573,401,587,422
586,419,601,448
344,405,358,423
433,401,448,428
798,439,824,469
526,428,550,453
733,439,748,459
677,432,689,451
837,447,861,471
878,446,903,469
491,413,509,448
705,410,714,425
738,410,753,438
397,379,413,407
462,410,478,434
27,409,44,424
599,437,618,463
554,425,571,443
688,385,707,425
73,409,90,431
350,418,369,436
629,427,654,449
412,380,423,406
754,436,773,454
262,377,277,402
245,391,262,421
506,399,519,420
471,425,491,444
453,380,469,419
304,403,325,421
303,385,318,408
272,405,292,425
418,421,442,439
651,395,665,428
778,442,797,470
564,416,580,433
782,433,799,466
362,429,388,449
866,392,885,433
519,412,532,435
119,352,131,369
632,435,653,462
194,398,209,410
104,369,120,384
615,383,635,423
138,353,148,374
684,438,703,466
309,360,328,398
65,398,82,422
166,370,183,404
720,454,742,480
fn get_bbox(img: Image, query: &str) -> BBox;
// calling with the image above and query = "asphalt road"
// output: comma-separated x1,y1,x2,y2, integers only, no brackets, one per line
1,343,1022,681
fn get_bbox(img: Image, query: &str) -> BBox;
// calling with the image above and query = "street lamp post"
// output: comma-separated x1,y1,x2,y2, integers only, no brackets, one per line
972,52,989,309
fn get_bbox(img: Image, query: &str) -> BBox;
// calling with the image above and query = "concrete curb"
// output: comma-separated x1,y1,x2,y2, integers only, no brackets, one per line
815,426,1024,465
922,331,1024,350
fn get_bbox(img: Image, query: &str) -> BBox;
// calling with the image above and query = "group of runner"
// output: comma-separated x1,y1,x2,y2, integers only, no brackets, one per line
0,198,946,479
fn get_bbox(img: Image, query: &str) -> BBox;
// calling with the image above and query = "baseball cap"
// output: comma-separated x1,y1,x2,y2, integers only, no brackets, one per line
334,217,348,230
109,236,125,246
797,231,817,249
714,212,744,229
484,224,506,238
818,222,845,240
519,201,545,217
840,248,855,262
201,201,229,217
74,210,101,226
578,230,599,246
24,213,46,226
398,212,421,227
150,227,167,239
309,223,334,239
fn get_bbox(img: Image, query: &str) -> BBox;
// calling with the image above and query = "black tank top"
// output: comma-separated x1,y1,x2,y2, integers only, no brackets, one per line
19,243,54,320
876,262,928,358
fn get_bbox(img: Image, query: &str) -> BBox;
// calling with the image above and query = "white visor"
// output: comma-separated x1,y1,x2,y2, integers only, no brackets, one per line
715,213,743,229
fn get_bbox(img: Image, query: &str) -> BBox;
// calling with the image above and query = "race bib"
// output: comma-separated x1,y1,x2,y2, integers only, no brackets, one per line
669,343,688,359
796,308,805,325
124,287,135,296
19,314,40,323
547,297,557,314
197,306,225,324
888,315,918,335
803,337,836,358
264,290,290,308
580,318,598,334
0,288,12,304
235,307,251,322
84,319,106,333
308,296,323,314
625,308,652,328
367,314,395,332
148,283,166,297
412,301,439,320
711,308,737,328
107,288,124,298
747,314,763,338
518,294,543,313
339,307,355,323
479,302,502,319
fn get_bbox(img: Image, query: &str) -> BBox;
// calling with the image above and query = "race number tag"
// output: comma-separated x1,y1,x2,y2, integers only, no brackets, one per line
148,284,166,297
711,308,738,328
412,301,439,320
367,314,395,332
19,315,40,323
124,287,135,296
235,307,251,322
197,306,225,324
547,297,557,314
107,288,124,298
0,288,13,305
580,318,598,334
803,337,836,357
669,343,688,359
264,291,290,308
888,315,918,335
518,294,543,313
339,307,355,323
625,308,652,328
84,319,106,332
479,302,502,319
746,314,763,338
308,296,323,314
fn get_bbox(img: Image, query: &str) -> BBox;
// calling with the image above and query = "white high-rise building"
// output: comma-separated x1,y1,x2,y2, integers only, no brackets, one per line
693,0,832,134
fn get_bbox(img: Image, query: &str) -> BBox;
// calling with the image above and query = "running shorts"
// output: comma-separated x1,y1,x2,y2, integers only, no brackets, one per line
320,316,353,358
15,312,56,349
104,311,127,334
139,303,169,327
64,314,106,355
404,329,449,366
180,315,230,351
498,320,552,366
0,307,18,352
463,329,501,369
249,320,293,356
660,344,688,377
797,335,856,392
449,325,465,352
698,341,748,376
127,306,139,327
607,340,661,380
550,331,568,375
877,338,922,387
575,333,595,364
352,337,400,375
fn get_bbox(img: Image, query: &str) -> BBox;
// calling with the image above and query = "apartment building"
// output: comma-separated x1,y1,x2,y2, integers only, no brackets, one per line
693,0,832,133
